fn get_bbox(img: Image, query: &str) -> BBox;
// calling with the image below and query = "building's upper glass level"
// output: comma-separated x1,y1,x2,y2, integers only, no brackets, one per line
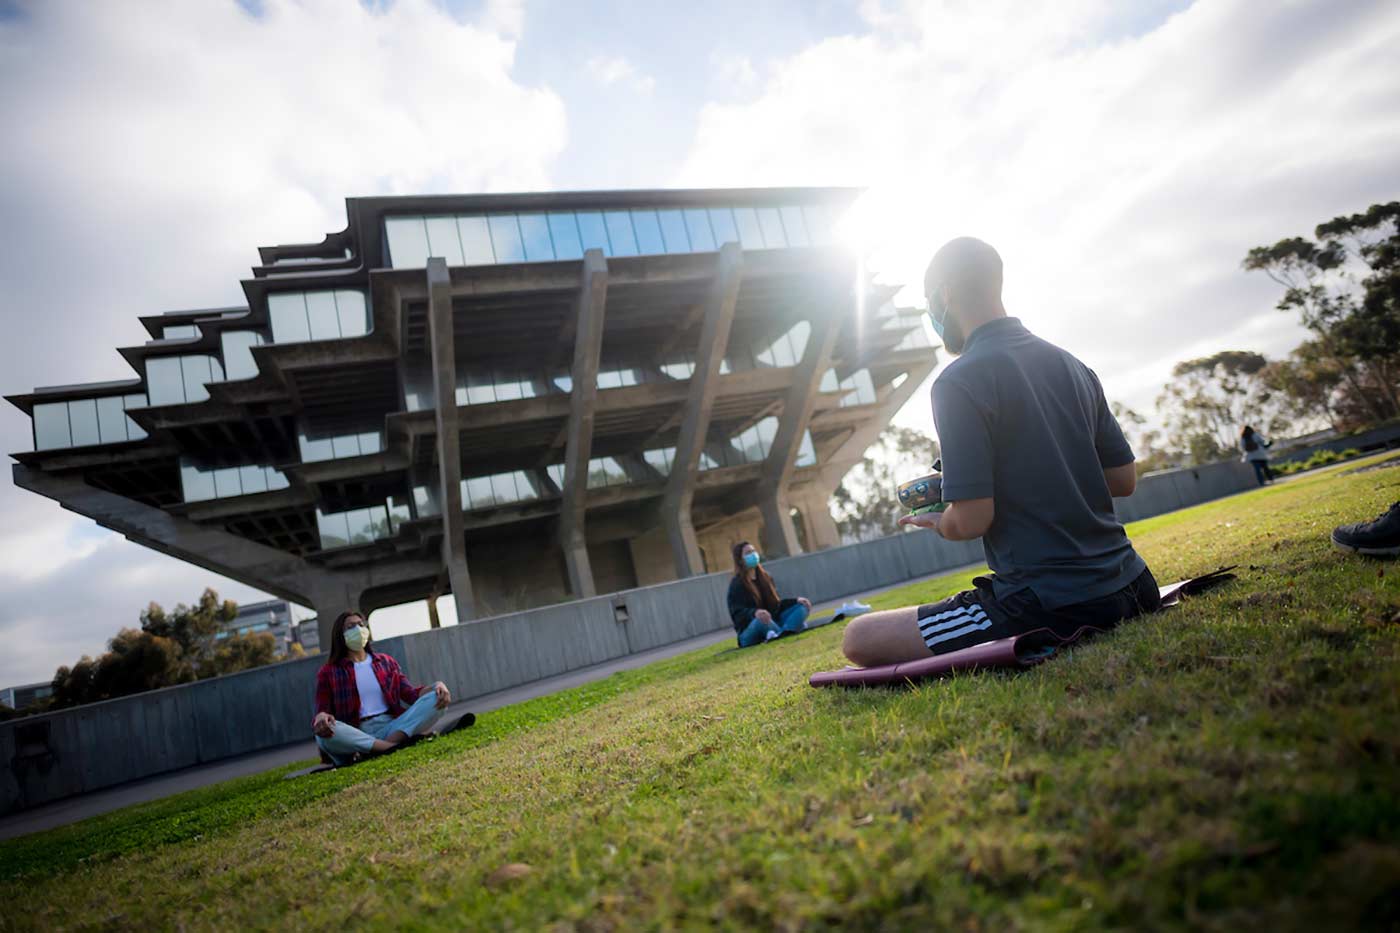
383,202,837,269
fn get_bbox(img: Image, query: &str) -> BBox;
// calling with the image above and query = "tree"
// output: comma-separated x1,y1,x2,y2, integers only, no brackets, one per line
203,632,279,678
1110,403,1176,474
1244,201,1400,424
1155,351,1287,462
1259,340,1347,432
832,425,939,542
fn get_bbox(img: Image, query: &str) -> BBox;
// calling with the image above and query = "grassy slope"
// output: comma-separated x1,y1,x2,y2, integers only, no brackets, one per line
4,457,1399,931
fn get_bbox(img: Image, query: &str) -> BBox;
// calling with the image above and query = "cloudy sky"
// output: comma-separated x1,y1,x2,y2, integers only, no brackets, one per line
0,0,1396,687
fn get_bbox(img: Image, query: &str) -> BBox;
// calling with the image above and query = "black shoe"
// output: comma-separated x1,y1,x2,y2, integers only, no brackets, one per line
1332,502,1400,557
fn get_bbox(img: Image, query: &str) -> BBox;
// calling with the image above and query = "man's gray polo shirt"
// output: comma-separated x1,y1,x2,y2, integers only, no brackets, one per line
932,317,1148,609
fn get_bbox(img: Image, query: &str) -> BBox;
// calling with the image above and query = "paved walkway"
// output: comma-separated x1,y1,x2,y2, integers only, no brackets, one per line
0,565,973,841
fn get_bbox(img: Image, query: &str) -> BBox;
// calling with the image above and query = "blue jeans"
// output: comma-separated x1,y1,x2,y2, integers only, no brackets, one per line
316,691,445,765
1250,459,1272,485
737,604,809,647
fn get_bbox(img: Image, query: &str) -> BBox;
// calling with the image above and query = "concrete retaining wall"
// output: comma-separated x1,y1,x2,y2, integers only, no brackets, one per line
0,459,1258,815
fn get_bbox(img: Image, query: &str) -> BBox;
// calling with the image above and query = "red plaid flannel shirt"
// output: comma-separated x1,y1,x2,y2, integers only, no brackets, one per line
313,651,422,728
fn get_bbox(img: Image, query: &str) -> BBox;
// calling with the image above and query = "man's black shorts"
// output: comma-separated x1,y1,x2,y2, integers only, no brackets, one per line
916,568,1161,655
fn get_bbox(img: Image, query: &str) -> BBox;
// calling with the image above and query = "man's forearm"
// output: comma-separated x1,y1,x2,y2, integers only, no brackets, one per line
938,498,995,540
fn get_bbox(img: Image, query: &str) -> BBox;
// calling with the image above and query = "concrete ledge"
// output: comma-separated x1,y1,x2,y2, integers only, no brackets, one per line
0,459,1260,815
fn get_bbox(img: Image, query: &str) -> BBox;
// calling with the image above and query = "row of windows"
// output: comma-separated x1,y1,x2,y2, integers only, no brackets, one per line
697,422,818,471
385,203,838,270
267,290,369,345
162,324,198,340
32,394,148,451
146,355,224,406
822,368,879,407
316,497,411,550
180,459,289,503
298,430,383,463
461,470,542,511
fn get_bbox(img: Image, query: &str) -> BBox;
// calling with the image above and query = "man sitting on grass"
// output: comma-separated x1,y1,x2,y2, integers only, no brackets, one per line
842,237,1160,667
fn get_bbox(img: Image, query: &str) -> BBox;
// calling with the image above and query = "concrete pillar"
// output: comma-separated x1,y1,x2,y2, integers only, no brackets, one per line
309,579,365,651
757,304,843,556
557,250,609,598
427,258,476,621
799,488,842,550
662,242,742,578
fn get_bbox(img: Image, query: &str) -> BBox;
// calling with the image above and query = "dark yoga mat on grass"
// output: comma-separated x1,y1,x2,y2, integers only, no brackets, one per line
809,568,1237,689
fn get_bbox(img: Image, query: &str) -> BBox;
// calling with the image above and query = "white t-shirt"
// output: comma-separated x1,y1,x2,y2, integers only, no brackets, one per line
353,658,389,719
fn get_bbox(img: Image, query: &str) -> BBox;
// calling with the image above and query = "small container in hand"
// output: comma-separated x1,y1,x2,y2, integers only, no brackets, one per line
897,472,947,516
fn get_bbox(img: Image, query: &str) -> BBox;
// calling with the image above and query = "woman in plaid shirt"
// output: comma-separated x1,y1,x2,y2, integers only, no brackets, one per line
311,611,464,764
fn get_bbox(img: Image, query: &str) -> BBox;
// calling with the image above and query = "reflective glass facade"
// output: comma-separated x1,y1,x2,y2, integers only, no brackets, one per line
146,355,224,406
822,368,878,407
32,394,148,450
298,429,383,463
266,290,369,344
460,470,541,511
180,460,289,503
162,324,198,340
385,203,837,269
221,331,266,381
316,496,411,550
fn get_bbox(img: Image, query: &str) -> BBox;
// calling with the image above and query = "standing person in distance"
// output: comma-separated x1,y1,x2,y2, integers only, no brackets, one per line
1240,425,1274,486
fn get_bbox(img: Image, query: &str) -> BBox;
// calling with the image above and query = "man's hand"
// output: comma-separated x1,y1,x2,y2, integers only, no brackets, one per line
754,609,773,624
313,711,336,738
898,511,944,536
797,597,812,610
433,681,451,709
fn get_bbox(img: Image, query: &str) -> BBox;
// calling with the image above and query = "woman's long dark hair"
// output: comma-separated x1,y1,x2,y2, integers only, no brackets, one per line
1241,425,1255,438
327,610,372,664
731,540,781,612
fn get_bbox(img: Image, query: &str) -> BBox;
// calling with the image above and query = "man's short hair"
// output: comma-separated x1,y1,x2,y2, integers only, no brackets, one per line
925,237,1003,303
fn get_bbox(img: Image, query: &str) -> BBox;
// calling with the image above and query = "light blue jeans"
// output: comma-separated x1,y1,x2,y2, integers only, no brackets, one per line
737,603,809,647
316,691,445,765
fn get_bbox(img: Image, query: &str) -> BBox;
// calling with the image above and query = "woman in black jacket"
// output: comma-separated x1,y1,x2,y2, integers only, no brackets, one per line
727,540,811,646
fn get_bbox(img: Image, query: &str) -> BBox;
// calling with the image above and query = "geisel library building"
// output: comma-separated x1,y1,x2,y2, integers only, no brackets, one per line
8,188,937,646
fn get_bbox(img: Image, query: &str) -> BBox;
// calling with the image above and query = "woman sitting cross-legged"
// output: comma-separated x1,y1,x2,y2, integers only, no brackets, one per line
311,611,457,765
727,540,811,647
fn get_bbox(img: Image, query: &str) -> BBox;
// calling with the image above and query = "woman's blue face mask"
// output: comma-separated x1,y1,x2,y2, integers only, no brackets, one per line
743,552,761,568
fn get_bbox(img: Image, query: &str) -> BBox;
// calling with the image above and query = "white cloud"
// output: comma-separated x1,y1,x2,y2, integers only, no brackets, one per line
676,0,1400,430
585,54,656,94
0,0,567,685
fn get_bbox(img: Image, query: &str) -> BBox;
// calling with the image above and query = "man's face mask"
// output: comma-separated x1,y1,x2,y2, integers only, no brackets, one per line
927,287,967,355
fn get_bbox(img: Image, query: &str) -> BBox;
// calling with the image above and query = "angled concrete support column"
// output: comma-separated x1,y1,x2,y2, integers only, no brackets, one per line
307,579,365,649
427,258,475,621
817,356,939,495
799,488,842,550
662,242,742,577
758,304,843,557
558,249,609,597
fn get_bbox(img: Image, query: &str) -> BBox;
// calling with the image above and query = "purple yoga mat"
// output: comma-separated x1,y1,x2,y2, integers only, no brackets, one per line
809,568,1236,689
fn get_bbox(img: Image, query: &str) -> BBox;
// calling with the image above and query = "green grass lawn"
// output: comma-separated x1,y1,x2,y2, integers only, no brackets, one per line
4,456,1399,931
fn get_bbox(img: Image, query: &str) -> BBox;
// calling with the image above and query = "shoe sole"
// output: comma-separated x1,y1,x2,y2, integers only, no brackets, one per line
1332,533,1400,557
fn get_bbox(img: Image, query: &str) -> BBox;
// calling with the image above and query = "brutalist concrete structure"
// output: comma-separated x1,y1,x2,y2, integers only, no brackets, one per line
8,187,937,646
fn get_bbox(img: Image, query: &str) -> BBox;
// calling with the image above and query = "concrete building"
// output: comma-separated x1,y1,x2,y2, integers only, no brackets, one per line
0,682,53,712
219,598,292,648
8,187,937,646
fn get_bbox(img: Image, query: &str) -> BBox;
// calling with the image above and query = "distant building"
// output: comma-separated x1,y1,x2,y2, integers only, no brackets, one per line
0,681,54,711
219,598,293,649
290,617,321,655
8,186,936,648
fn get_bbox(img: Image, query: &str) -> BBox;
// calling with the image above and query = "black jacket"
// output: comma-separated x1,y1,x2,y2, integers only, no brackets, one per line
726,574,799,634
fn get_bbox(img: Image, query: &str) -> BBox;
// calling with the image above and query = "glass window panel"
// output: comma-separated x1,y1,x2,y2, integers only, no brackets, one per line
317,509,350,549
423,216,465,264
33,402,71,450
820,369,839,392
699,451,720,471
358,431,381,455
385,216,431,268
346,508,376,545
163,324,197,339
146,356,186,406
305,291,340,341
96,396,127,444
413,485,441,517
487,214,525,263
756,207,787,247
212,466,241,498
494,377,523,401
604,211,638,256
796,430,817,467
269,469,288,490
788,320,811,361
387,495,411,531
546,463,565,488
221,331,260,381
707,207,739,247
180,355,209,403
802,204,833,244
660,358,694,380
856,369,876,404
332,434,361,459
643,448,671,475
457,215,495,265
656,209,691,254
490,472,519,503
239,464,269,495
465,475,495,509
780,206,811,247
576,211,611,253
757,416,778,458
335,290,369,337
547,213,583,260
518,213,555,262
268,293,310,343
684,209,717,251
515,471,541,500
123,394,147,439
553,375,573,393
630,209,664,255
298,433,333,462
181,462,216,502
597,370,621,389
732,207,766,249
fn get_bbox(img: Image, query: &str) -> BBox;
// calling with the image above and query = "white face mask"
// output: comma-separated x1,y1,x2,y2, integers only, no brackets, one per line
343,624,368,652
